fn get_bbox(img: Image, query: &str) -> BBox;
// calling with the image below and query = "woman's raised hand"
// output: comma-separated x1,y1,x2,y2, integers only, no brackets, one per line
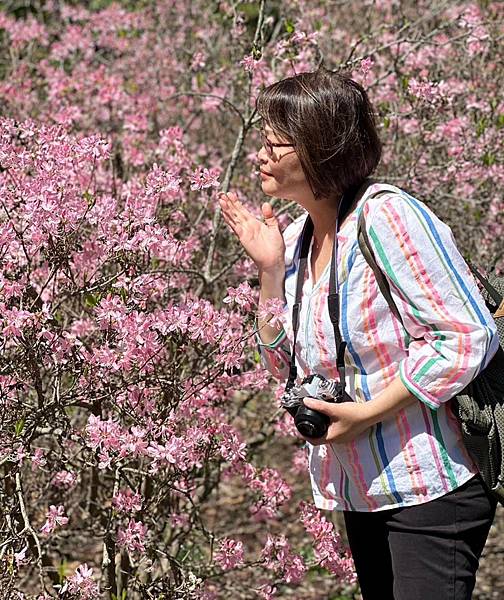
218,192,285,273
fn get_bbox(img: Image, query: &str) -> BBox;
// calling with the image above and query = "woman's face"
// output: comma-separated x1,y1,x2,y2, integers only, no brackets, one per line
257,124,315,204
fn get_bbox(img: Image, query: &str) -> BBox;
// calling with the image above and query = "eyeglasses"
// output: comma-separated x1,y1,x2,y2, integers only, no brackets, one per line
260,127,294,158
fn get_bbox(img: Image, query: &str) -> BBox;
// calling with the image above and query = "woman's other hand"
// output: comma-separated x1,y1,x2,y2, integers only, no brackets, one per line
218,192,285,273
300,398,373,445
301,377,417,445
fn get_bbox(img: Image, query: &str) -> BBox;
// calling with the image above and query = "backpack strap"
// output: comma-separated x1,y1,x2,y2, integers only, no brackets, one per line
356,192,405,328
357,193,504,328
465,260,503,308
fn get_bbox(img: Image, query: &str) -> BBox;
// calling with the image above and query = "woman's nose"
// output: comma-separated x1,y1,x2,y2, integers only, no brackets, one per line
257,145,269,164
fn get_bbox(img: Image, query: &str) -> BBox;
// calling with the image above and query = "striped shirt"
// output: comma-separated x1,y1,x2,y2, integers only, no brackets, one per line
257,182,499,512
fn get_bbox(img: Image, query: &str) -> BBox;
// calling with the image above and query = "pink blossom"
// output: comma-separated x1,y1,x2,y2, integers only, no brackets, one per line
190,166,221,191
246,467,292,520
299,501,356,583
61,563,100,599
112,489,142,513
256,584,277,599
14,545,29,567
223,282,256,312
407,78,444,104
40,505,69,536
191,51,207,70
145,163,181,197
239,54,262,73
117,519,147,553
30,448,47,471
290,446,309,474
260,534,306,583
257,297,286,328
51,470,77,489
360,56,374,76
214,538,245,570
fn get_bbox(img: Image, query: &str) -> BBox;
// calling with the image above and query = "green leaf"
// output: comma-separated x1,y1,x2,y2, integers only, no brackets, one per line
496,114,504,129
239,3,259,20
15,419,25,436
83,292,100,308
83,190,95,207
285,18,295,35
475,117,487,137
253,350,261,363
57,559,69,583
482,152,495,166
383,116,390,129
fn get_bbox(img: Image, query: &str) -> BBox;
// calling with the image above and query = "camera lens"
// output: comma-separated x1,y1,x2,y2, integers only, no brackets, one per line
295,407,329,438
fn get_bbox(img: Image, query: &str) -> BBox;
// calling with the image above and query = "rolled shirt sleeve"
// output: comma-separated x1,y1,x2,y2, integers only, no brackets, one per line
365,191,499,410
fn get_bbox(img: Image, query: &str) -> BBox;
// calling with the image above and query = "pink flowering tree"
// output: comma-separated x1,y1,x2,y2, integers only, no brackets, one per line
0,1,501,599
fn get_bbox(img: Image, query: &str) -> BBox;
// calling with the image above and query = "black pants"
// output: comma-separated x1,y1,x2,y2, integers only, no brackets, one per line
343,475,497,600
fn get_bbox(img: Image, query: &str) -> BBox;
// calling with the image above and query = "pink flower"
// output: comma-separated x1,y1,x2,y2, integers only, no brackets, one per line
112,489,142,513
247,467,292,520
257,584,277,599
214,538,244,570
408,78,444,104
260,534,306,583
299,501,356,583
40,505,69,536
189,166,221,191
14,545,29,567
61,563,100,599
145,163,181,197
30,448,47,471
257,297,286,328
117,519,147,553
360,56,374,76
51,470,77,489
223,282,256,312
239,54,262,73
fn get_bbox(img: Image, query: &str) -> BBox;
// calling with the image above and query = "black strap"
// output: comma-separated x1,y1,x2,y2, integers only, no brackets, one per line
287,216,313,387
466,261,503,306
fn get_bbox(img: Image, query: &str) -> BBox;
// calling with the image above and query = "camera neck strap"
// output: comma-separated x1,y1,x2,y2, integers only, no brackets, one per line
286,182,368,391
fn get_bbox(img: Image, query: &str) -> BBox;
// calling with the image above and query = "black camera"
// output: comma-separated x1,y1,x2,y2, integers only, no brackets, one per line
281,374,349,438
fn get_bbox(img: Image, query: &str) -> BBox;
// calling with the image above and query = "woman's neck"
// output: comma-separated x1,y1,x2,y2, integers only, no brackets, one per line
306,199,340,249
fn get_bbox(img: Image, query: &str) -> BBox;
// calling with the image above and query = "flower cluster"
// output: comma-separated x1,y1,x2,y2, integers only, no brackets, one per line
117,519,148,554
61,563,100,599
261,534,306,584
299,501,356,584
40,505,69,536
214,538,245,570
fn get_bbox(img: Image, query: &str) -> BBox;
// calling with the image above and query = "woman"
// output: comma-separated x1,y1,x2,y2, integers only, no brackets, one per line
218,68,499,599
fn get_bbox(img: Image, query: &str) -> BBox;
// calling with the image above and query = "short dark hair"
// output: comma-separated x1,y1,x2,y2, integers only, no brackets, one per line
255,68,382,201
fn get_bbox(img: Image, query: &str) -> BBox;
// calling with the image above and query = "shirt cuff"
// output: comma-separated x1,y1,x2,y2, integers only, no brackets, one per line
399,360,440,411
255,326,288,350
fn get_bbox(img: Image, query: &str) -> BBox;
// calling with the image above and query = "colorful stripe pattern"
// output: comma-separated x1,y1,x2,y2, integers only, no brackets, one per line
257,183,499,512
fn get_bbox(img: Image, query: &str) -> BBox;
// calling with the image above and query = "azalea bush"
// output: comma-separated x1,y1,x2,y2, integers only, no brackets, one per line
0,1,502,599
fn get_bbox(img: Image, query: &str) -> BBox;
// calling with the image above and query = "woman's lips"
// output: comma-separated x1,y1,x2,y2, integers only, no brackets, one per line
260,170,273,177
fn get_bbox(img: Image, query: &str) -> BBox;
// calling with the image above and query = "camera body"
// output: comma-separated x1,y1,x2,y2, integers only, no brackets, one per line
281,374,346,438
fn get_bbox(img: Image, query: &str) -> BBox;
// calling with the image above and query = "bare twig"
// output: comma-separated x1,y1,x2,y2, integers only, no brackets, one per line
15,472,47,594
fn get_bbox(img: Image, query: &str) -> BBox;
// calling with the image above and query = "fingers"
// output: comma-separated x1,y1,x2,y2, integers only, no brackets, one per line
261,201,273,219
302,397,335,416
261,202,280,229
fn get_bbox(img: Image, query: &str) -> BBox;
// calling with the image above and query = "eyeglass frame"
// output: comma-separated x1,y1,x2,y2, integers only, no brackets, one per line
259,127,294,158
